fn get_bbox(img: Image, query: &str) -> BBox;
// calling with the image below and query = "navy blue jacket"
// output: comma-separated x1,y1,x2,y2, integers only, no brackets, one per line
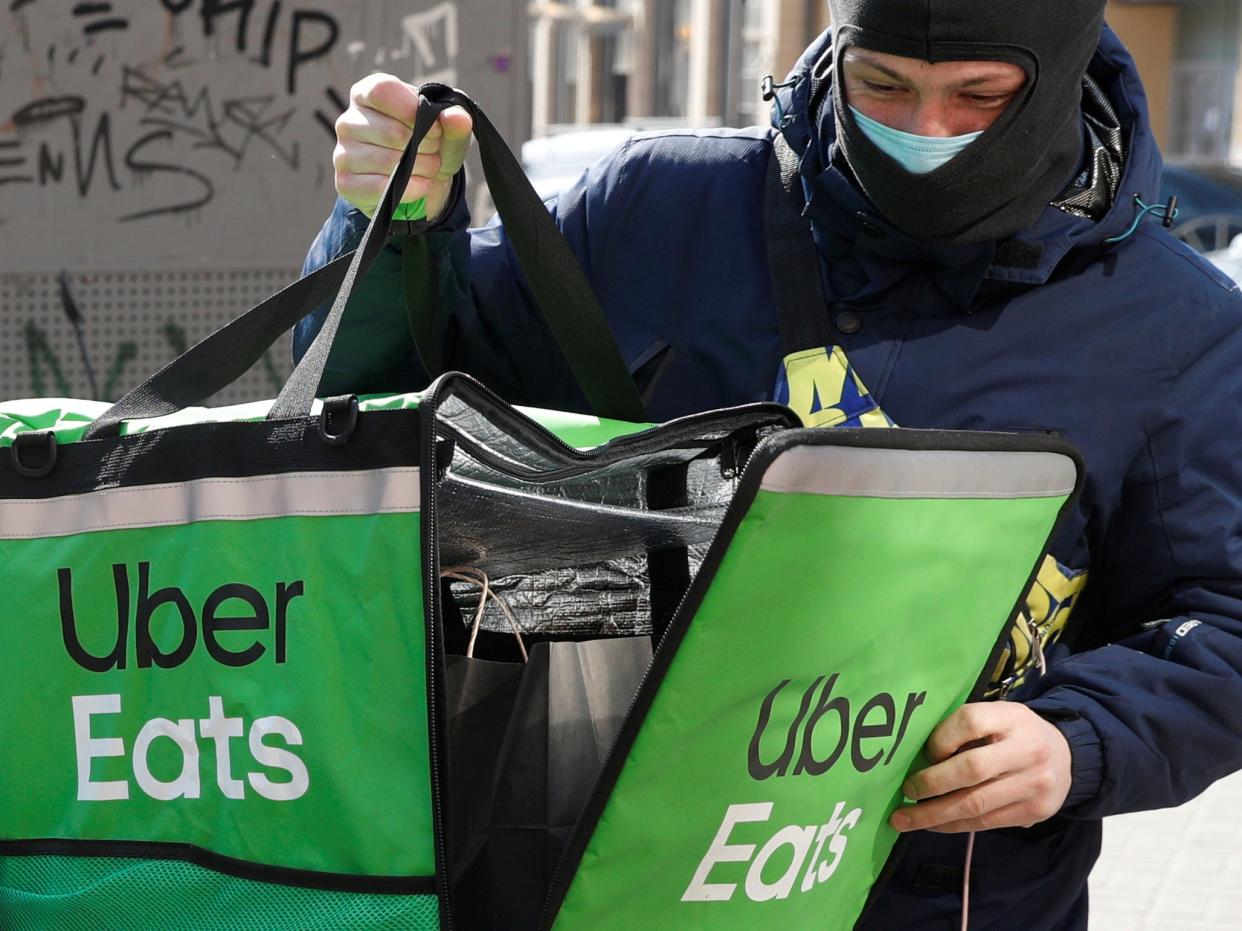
298,26,1242,929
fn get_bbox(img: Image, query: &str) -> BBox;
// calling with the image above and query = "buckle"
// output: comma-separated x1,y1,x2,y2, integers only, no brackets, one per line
11,431,59,478
318,395,360,447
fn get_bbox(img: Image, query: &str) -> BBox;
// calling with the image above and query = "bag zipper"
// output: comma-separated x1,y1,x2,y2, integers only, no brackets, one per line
437,375,796,476
421,373,797,929
420,383,456,930
534,429,774,930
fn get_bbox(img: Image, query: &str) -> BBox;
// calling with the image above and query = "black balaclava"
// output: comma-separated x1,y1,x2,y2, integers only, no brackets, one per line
827,0,1108,244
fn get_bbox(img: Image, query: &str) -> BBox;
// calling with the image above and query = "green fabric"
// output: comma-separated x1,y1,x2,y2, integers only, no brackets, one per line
0,855,438,930
0,395,424,446
393,199,428,222
0,386,650,931
0,391,447,926
0,393,647,450
0,512,433,878
553,487,1066,929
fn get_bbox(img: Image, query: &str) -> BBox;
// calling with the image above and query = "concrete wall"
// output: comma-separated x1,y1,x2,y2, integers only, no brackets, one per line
1,0,527,404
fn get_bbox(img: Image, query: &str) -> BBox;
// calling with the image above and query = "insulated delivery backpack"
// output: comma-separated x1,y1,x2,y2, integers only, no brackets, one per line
0,85,1083,930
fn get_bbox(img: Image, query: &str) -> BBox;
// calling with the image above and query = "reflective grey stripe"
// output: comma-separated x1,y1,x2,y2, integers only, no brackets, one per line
0,468,421,540
760,446,1076,499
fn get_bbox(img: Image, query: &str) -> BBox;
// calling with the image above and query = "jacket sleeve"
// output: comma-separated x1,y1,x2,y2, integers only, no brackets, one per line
293,150,632,411
293,178,468,397
1026,275,1242,818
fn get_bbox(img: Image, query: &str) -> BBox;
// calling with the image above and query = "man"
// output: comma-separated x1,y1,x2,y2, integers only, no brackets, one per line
298,1,1242,926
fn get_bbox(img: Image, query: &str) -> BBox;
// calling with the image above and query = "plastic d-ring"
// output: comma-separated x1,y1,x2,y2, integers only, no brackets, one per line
11,431,58,478
318,395,360,447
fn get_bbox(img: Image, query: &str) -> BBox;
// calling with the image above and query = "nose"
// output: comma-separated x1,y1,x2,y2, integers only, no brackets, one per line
908,99,958,138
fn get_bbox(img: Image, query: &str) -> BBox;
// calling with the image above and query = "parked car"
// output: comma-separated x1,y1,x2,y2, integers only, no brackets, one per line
1159,163,1242,255
521,127,637,201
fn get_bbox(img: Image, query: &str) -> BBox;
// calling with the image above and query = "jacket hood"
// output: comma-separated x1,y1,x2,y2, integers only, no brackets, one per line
771,23,1164,306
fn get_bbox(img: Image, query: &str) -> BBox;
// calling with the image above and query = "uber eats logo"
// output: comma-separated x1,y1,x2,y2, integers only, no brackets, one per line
57,562,310,804
683,675,927,905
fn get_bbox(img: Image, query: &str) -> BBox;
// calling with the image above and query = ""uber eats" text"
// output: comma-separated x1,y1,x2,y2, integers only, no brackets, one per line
58,562,304,671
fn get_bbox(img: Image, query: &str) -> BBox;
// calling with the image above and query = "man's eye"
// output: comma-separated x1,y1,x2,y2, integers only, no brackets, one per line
966,93,1014,107
863,80,904,94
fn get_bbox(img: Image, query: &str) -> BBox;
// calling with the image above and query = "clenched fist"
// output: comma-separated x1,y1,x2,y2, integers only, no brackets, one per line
333,72,474,221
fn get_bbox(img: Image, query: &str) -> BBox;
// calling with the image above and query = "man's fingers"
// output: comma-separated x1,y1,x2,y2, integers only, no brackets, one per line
924,800,1047,834
337,106,420,152
890,704,1072,835
438,106,473,141
924,703,1010,763
891,774,1027,833
435,106,474,178
337,106,460,158
349,73,420,127
334,142,399,178
335,144,443,180
339,170,438,206
903,741,1027,800
335,79,470,218
335,174,437,218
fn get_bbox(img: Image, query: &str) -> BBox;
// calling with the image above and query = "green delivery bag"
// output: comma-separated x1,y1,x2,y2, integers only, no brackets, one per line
0,83,1084,930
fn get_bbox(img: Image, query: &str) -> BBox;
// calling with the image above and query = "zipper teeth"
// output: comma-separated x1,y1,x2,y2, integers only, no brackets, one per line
422,386,455,930
537,439,763,930
449,431,721,485
452,376,794,466
534,560,703,931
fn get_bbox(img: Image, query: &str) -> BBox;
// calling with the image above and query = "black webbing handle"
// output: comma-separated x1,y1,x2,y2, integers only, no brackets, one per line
266,98,449,420
80,250,355,440
85,85,645,439
83,98,446,440
412,83,646,422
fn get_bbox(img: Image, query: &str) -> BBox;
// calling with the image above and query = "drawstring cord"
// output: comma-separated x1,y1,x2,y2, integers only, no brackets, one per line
442,566,528,661
1104,193,1179,245
960,612,1047,931
761,74,802,128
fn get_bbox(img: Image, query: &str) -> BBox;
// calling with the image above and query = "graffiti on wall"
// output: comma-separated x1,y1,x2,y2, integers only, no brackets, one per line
3,1,347,241
0,0,503,272
1,268,296,403
1,1,469,221
0,0,525,404
22,317,287,401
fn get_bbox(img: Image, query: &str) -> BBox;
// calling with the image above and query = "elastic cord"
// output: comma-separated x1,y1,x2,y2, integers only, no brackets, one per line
1104,195,1179,245
961,613,1049,930
762,73,801,127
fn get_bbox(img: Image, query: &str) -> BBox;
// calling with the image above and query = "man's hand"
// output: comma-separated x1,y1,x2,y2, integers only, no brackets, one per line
334,72,474,221
889,702,1071,834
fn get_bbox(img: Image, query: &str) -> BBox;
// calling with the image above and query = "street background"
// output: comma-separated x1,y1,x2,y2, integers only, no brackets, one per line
1094,769,1242,929
5,0,1242,406
6,7,1242,924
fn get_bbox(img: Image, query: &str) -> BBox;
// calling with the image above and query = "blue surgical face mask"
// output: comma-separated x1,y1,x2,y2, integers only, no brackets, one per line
848,106,983,174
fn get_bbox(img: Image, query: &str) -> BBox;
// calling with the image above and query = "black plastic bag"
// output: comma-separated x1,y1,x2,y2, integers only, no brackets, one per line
446,635,653,931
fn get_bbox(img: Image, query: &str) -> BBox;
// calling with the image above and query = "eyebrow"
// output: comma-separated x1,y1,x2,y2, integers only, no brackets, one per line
847,54,908,84
846,51,1023,89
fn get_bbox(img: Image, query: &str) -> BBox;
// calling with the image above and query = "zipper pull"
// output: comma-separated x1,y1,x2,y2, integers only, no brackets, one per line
1023,610,1047,678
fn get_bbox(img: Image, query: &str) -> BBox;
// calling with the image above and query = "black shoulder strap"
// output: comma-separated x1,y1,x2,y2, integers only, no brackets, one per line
763,133,833,356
